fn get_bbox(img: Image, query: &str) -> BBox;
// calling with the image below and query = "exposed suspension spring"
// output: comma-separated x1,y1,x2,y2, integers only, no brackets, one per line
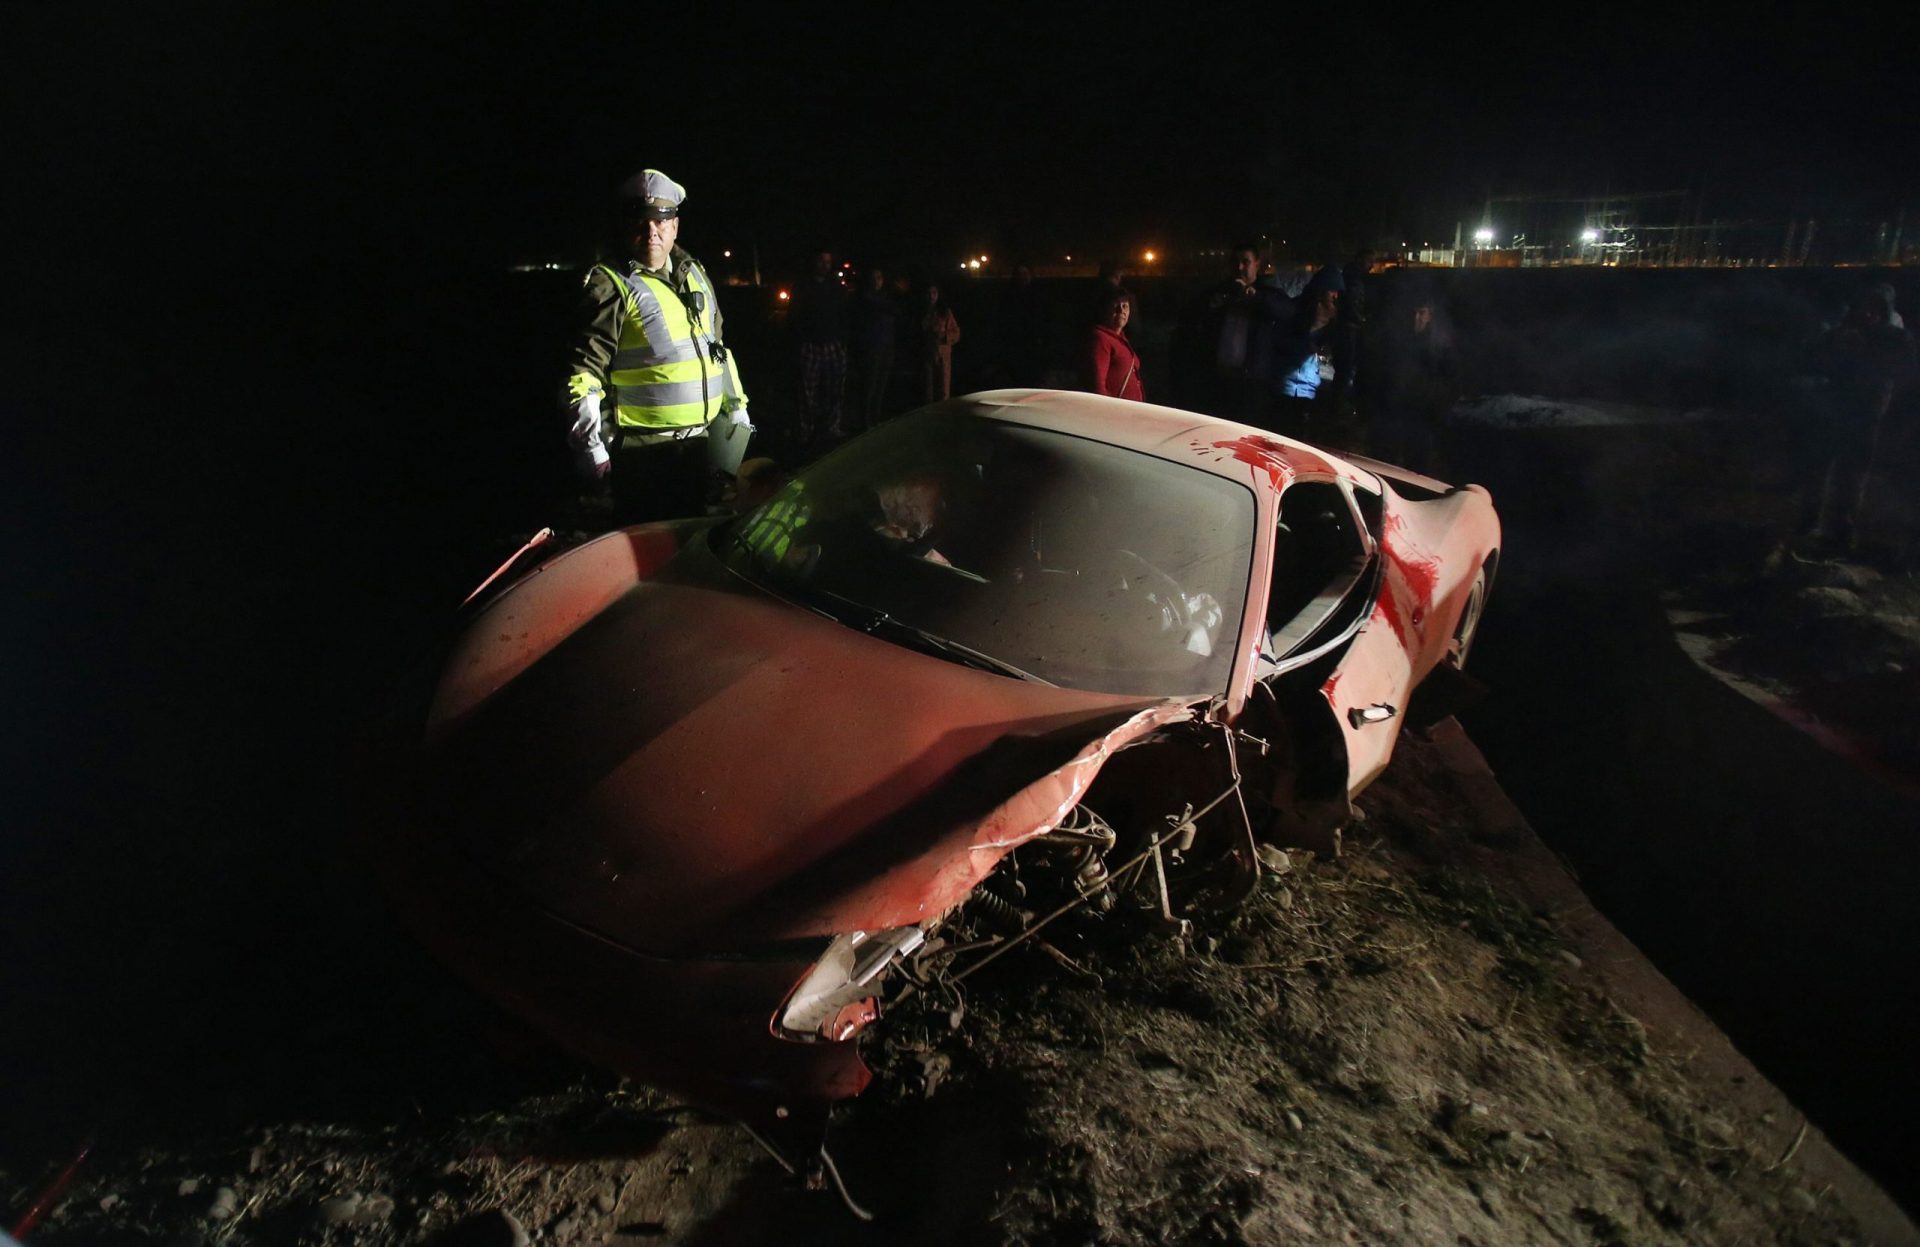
1071,845,1115,911
970,884,1031,933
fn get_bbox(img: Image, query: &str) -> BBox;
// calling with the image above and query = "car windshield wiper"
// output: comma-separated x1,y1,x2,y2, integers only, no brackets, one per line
803,586,1046,684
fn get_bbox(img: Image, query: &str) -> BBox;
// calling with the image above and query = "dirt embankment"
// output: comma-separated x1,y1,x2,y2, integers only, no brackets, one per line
6,727,1896,1247
1669,553,1920,782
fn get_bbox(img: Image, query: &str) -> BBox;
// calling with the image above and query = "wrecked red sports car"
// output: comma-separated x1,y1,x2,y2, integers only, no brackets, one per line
381,390,1499,1163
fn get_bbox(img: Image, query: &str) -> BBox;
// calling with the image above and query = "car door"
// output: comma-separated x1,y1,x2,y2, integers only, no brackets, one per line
1316,479,1417,795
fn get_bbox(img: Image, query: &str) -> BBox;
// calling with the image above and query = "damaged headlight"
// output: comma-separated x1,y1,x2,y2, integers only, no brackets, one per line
775,925,926,1042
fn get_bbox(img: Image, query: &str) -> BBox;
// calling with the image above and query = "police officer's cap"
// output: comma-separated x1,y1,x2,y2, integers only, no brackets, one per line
616,169,685,220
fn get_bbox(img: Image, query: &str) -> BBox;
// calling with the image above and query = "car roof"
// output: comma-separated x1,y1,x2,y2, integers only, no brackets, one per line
958,389,1365,494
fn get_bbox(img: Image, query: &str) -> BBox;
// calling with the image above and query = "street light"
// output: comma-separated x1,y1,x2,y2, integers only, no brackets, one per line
1473,227,1495,246
1142,249,1158,263
1580,228,1600,244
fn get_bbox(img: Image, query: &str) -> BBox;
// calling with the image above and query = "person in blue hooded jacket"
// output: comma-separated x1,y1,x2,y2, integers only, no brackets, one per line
1270,264,1345,439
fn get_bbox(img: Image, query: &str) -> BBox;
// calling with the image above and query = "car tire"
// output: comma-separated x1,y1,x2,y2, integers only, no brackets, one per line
1446,564,1489,670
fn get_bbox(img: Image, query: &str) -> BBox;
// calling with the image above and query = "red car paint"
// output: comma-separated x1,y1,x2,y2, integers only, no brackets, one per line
380,390,1499,1143
1201,434,1307,492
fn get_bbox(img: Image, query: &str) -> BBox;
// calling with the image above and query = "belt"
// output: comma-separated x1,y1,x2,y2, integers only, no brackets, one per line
615,425,709,449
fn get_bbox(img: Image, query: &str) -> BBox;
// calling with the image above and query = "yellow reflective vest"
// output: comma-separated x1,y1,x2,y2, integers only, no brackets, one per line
737,482,812,564
569,255,748,432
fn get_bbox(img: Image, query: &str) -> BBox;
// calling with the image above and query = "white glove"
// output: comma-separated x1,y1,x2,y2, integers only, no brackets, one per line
568,394,608,461
568,394,610,481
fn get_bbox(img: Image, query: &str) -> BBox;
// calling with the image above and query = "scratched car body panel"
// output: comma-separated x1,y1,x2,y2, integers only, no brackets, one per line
383,389,1499,1155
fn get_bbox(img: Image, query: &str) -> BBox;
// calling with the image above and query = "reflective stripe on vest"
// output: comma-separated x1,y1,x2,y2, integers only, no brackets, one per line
739,486,810,563
599,262,730,429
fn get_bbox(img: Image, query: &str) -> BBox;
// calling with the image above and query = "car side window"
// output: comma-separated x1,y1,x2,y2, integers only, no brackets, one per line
1265,481,1371,660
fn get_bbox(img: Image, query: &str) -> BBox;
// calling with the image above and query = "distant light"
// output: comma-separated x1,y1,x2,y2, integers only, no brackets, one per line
1064,254,1072,261
723,249,732,257
1580,228,1600,244
968,259,981,270
979,254,989,264
1473,227,1495,245
842,261,852,268
1143,250,1157,263
777,289,790,301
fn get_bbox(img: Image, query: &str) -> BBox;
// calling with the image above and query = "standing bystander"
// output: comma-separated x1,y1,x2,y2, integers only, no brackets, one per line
1366,277,1457,472
920,284,962,403
850,266,898,430
1086,287,1145,400
1270,264,1345,441
1328,248,1376,421
790,250,849,447
1174,242,1285,420
1799,284,1917,553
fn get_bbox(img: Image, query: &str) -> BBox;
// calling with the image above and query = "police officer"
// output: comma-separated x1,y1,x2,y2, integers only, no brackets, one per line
563,169,751,522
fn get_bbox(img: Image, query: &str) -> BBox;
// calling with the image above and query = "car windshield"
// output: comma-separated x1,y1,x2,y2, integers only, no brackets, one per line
720,409,1256,696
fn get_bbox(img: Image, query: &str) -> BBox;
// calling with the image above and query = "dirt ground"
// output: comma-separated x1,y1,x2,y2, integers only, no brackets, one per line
5,723,1894,1247
1445,392,1920,785
1668,555,1920,783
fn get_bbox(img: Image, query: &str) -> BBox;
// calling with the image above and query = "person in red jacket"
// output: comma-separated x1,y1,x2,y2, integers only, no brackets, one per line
1087,287,1145,400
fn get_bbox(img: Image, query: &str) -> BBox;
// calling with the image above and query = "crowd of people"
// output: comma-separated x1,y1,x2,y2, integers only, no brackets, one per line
561,167,1916,564
786,253,966,450
750,242,1467,472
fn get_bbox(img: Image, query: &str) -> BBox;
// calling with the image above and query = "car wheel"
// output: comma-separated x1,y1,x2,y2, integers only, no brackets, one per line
1446,565,1489,670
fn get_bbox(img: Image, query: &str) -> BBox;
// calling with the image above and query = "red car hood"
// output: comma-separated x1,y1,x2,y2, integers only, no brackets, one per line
418,529,1197,955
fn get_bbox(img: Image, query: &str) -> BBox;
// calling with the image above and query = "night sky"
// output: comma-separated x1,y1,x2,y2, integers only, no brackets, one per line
8,7,1916,549
13,8,1920,288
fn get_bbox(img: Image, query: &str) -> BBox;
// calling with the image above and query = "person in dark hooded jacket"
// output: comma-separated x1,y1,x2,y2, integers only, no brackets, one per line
1797,284,1917,551
1365,276,1457,472
1326,248,1375,418
1269,264,1344,439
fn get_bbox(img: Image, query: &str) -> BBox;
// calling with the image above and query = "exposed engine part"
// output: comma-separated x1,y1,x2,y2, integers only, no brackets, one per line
970,883,1031,933
1169,805,1199,853
1150,837,1175,921
1039,803,1118,850
1033,937,1104,985
950,777,1244,984
1034,804,1119,910
1073,847,1114,911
